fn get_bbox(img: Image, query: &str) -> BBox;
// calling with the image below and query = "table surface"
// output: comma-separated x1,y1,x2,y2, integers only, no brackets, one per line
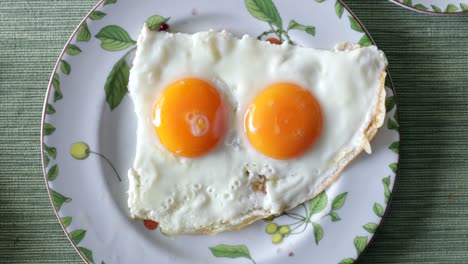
1,0,468,263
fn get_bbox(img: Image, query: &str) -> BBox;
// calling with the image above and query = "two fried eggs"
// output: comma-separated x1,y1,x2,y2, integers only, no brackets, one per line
127,25,387,235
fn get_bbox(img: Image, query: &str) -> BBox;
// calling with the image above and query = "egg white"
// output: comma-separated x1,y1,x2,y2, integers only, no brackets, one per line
127,26,387,235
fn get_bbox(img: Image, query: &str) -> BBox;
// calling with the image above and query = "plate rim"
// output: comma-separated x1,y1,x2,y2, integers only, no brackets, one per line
40,1,107,263
389,0,468,14
339,5,401,262
40,0,400,263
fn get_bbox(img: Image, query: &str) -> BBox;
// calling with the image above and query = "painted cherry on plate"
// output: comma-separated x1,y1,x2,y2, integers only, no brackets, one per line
41,0,399,263
143,220,159,230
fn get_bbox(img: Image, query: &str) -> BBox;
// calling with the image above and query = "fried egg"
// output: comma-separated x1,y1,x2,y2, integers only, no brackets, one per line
127,25,387,235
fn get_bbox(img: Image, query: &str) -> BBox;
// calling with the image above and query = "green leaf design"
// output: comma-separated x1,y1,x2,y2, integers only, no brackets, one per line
47,164,59,181
77,22,91,42
358,35,372,47
70,230,86,244
384,77,391,88
53,90,62,101
61,216,72,228
414,4,428,10
60,60,71,75
308,191,328,216
387,118,399,131
65,44,81,55
389,142,399,154
104,54,130,110
209,244,254,262
46,103,56,115
389,163,397,173
384,187,391,204
244,0,283,29
373,203,384,217
44,123,56,136
43,144,57,159
445,4,458,12
95,25,136,51
312,222,324,244
335,1,344,18
363,222,378,233
331,192,348,210
104,0,117,5
348,16,364,33
354,236,368,255
339,258,355,264
90,11,107,20
52,73,62,102
43,153,50,166
383,176,391,187
51,189,72,211
403,0,412,5
287,20,315,35
78,247,95,264
461,3,468,11
314,0,326,2
329,211,341,222
146,15,170,30
383,176,391,203
431,5,442,12
385,96,395,112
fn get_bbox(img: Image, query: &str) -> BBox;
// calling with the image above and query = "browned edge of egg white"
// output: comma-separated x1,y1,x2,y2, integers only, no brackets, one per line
39,0,401,263
389,0,468,15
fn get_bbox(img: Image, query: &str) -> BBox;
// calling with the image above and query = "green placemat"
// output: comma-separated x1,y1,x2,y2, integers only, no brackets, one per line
1,0,467,263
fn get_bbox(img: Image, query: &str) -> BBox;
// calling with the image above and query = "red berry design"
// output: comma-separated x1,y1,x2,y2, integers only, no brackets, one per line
158,23,169,32
143,219,159,230
267,37,281,45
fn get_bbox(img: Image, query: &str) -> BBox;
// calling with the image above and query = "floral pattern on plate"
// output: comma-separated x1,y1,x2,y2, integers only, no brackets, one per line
41,0,399,263
391,0,468,14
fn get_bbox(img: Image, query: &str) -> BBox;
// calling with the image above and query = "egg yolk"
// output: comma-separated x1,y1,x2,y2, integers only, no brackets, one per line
244,83,323,159
153,78,227,158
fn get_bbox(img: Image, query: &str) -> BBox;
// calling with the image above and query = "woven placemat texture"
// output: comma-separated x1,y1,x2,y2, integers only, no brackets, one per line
1,0,467,263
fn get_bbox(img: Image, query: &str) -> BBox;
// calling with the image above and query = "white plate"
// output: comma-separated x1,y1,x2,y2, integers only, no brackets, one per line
390,0,468,14
41,0,399,263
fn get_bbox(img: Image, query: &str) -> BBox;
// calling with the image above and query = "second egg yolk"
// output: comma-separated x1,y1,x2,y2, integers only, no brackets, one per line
244,83,323,160
153,78,227,158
